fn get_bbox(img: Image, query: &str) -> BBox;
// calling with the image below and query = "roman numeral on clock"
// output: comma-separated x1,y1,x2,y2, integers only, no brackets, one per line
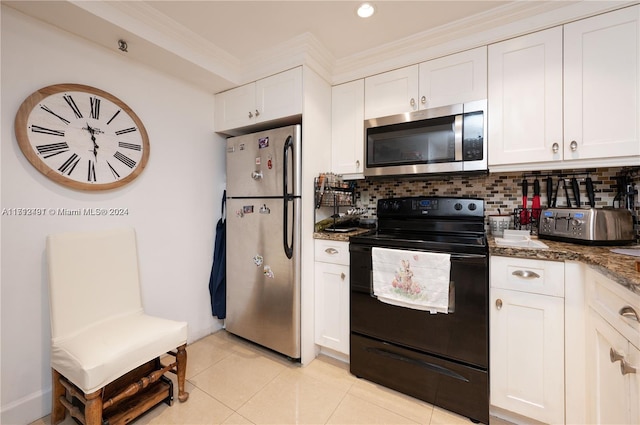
88,159,97,182
58,153,80,175
90,97,101,120
106,109,121,125
107,161,120,179
36,142,69,158
31,125,65,137
115,127,137,136
118,142,141,151
63,95,83,119
40,105,70,125
113,151,136,168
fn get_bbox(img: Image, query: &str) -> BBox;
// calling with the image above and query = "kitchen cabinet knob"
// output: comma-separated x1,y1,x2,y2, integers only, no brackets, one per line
248,111,253,118
496,299,503,310
619,306,639,322
356,160,360,169
512,270,541,279
325,248,339,255
255,109,260,117
610,347,624,363
552,143,560,153
341,272,346,280
570,140,578,151
420,96,427,105
410,98,416,108
621,359,637,375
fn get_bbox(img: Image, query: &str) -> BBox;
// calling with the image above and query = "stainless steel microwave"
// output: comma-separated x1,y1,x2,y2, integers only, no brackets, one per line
364,100,487,177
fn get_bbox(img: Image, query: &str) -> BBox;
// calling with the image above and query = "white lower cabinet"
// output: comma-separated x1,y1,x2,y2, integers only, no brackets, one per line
586,268,640,425
314,239,350,355
490,256,565,424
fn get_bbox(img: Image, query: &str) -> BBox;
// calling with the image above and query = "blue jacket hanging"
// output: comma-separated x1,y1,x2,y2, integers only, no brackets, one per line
209,190,226,319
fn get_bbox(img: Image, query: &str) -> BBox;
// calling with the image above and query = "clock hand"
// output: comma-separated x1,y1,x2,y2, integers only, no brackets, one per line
85,123,99,159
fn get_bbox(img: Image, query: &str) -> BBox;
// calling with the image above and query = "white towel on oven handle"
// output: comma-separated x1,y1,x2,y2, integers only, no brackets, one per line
372,247,451,314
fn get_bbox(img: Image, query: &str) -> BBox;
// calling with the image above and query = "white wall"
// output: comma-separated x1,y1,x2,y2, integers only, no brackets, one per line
0,6,225,424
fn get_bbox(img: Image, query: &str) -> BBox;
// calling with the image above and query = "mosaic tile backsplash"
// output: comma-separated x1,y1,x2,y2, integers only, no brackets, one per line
352,166,640,241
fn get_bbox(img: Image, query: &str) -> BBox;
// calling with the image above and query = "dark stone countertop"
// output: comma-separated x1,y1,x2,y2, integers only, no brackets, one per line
488,237,640,295
313,230,640,295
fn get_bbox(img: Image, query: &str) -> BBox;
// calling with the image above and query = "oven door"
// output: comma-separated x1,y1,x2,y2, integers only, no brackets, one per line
350,242,488,368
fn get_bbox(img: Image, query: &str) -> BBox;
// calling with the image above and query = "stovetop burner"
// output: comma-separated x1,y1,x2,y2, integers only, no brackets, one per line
350,196,487,255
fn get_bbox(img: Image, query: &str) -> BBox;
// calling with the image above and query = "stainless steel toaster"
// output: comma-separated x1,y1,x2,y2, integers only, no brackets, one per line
538,207,635,245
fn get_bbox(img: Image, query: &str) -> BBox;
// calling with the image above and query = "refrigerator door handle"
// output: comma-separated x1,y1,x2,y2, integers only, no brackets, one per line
283,135,294,259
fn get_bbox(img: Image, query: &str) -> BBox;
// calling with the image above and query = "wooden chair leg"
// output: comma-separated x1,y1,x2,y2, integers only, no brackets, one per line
51,369,66,425
176,344,189,402
84,389,103,425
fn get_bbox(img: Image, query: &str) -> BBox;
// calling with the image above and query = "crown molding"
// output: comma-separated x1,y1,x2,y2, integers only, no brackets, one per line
331,0,636,84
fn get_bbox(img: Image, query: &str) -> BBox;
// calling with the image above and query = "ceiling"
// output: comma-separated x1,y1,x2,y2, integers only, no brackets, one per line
143,1,513,62
5,1,620,92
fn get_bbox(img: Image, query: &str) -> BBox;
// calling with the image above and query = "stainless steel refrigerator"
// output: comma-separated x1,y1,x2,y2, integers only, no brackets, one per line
225,125,301,359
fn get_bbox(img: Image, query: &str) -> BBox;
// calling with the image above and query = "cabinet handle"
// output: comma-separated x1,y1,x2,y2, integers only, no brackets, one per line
552,143,560,153
621,359,637,375
512,270,541,279
570,140,578,151
248,111,253,118
356,160,360,169
410,98,416,108
255,109,260,117
619,306,639,322
420,96,426,105
496,299,503,310
610,347,624,363
324,248,339,255
341,272,346,280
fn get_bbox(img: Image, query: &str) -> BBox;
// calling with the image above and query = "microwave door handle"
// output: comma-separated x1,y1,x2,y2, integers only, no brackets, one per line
454,114,463,161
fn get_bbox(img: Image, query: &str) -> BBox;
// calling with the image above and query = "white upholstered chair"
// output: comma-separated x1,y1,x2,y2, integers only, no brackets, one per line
46,227,188,425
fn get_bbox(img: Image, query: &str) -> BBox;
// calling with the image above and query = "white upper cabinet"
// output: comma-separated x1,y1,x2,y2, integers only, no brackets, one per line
419,46,487,109
364,65,418,119
331,79,365,177
364,47,487,119
489,5,640,169
564,5,640,161
215,67,302,133
488,27,563,166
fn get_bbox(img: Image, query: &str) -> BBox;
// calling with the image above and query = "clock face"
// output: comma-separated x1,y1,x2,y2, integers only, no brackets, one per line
15,84,150,190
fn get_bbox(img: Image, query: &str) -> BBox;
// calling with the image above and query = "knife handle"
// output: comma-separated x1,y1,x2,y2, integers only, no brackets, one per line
586,177,596,207
546,177,553,207
571,177,581,207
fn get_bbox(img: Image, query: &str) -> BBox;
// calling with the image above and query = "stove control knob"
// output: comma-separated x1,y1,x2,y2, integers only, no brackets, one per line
392,202,400,211
468,203,477,211
454,203,463,211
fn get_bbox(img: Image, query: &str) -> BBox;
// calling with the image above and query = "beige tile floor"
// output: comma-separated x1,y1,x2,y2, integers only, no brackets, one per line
32,330,504,425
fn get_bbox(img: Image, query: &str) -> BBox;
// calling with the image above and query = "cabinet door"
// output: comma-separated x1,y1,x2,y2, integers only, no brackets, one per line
564,5,640,160
314,261,350,354
490,288,565,423
364,65,419,119
419,46,487,109
488,27,563,166
587,309,633,425
331,80,364,176
256,67,302,124
214,83,255,132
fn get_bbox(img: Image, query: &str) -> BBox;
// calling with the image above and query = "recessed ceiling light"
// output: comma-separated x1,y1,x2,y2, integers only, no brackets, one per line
357,3,375,18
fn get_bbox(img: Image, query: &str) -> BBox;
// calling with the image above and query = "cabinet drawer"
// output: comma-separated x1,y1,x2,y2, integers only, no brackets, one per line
587,267,640,349
490,256,564,297
314,240,349,265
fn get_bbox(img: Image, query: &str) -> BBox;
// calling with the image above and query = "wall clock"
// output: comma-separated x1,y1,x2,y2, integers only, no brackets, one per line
14,83,150,190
